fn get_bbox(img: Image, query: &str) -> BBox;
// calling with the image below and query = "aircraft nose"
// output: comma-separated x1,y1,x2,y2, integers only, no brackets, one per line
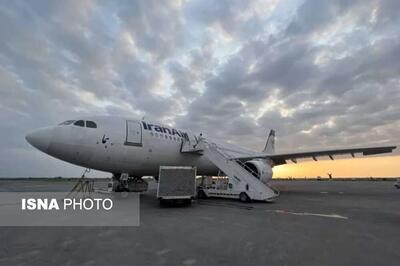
25,127,53,152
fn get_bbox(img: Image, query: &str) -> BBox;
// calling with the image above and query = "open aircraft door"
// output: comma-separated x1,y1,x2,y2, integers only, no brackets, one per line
125,120,142,146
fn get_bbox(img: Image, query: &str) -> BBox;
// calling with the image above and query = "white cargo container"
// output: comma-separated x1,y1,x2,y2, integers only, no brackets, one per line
157,166,197,205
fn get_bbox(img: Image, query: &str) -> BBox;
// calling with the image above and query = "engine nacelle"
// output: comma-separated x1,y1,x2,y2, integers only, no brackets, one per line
243,160,273,184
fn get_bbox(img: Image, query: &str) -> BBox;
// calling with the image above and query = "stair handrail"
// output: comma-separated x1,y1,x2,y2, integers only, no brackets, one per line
205,141,262,180
202,140,279,198
234,159,262,180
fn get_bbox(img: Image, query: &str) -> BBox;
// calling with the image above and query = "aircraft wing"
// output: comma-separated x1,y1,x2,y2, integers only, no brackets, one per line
231,145,397,165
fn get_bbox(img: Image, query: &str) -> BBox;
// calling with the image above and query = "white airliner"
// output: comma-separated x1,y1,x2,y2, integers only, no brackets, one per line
25,116,396,201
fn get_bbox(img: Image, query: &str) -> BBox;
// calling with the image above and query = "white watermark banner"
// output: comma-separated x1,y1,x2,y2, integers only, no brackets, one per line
0,192,139,226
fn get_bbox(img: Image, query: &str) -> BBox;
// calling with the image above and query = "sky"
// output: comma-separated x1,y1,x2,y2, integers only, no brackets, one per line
0,0,399,178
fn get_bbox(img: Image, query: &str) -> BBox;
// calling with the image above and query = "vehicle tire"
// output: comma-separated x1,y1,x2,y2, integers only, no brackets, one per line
197,189,207,199
120,190,129,198
239,192,250,203
159,199,167,206
183,199,192,206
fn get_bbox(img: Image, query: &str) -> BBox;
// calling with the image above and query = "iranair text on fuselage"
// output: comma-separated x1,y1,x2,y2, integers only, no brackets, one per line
142,121,189,139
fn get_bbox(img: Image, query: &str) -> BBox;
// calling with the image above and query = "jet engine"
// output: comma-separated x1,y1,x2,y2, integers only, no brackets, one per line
243,160,273,184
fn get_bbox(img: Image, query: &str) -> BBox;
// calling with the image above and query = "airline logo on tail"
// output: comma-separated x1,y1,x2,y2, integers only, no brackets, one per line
263,130,275,154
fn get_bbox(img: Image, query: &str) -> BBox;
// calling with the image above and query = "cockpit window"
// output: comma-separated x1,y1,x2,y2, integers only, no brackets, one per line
86,121,97,128
59,120,75,126
73,120,85,127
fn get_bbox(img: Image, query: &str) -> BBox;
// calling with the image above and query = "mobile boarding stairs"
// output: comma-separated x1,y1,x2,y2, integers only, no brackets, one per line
180,136,279,202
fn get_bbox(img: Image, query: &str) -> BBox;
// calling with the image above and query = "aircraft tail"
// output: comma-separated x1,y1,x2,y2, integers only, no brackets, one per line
263,130,275,154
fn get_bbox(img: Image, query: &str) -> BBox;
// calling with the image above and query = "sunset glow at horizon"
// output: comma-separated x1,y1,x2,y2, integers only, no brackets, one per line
274,155,400,178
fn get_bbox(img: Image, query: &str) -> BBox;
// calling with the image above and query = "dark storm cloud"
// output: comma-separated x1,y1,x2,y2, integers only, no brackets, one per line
168,60,199,98
0,0,399,176
0,0,185,176
185,0,249,35
179,0,400,151
285,0,359,36
117,0,184,62
250,39,319,94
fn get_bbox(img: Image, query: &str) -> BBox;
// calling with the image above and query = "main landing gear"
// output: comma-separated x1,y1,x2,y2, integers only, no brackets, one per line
109,173,149,192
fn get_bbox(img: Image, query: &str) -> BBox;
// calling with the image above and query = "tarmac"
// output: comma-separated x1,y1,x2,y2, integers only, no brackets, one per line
0,179,399,266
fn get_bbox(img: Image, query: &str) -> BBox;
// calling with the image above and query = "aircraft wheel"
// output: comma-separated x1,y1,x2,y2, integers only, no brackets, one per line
159,199,167,206
239,192,250,203
197,189,207,199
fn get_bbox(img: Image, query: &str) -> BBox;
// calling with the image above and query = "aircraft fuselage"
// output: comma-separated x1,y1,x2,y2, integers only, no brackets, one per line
26,116,226,177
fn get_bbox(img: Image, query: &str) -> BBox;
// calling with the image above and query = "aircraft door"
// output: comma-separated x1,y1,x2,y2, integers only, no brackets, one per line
125,120,142,146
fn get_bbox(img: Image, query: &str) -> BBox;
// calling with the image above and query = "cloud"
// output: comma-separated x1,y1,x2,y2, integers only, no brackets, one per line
0,0,399,177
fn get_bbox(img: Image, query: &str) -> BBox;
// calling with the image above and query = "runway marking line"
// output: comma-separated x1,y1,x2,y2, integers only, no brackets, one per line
267,209,348,219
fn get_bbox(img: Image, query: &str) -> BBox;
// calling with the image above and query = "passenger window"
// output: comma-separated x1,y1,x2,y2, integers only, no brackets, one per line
86,121,97,128
74,120,85,127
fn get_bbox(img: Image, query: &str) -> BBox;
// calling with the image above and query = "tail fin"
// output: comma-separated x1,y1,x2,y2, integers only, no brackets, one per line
263,130,275,154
